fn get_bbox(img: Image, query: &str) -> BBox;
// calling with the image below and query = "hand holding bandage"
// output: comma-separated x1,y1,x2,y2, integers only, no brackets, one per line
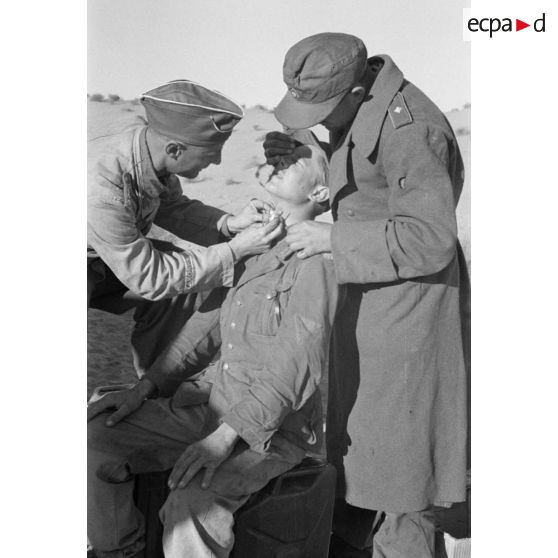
228,215,285,261
263,131,299,165
226,199,274,234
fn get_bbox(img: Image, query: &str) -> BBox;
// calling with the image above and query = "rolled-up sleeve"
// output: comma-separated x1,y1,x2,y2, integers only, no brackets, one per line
88,190,234,301
331,123,458,284
222,257,339,452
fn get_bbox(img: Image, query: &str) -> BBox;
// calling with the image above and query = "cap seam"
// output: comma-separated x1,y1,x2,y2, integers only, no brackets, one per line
140,95,243,118
286,47,364,80
143,79,245,117
167,78,245,115
286,82,350,104
329,49,363,72
284,89,346,105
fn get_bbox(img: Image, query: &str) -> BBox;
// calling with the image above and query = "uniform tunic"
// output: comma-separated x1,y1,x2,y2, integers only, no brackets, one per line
87,242,339,557
323,56,468,512
88,124,235,301
147,241,340,455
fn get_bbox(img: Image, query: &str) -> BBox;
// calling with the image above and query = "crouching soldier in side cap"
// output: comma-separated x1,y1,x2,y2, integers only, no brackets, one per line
87,145,338,558
264,33,469,557
88,80,283,377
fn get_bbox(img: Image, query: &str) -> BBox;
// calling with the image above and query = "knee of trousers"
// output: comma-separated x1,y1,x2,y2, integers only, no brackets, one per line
88,414,126,452
160,483,236,550
88,416,132,484
134,293,197,324
88,414,110,450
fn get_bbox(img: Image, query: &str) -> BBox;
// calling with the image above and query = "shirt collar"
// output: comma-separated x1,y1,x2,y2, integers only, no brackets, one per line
235,238,294,288
249,238,293,269
349,55,405,158
136,126,169,197
273,238,294,262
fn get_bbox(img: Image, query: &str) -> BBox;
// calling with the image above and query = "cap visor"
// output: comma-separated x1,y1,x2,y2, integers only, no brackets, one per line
274,90,346,130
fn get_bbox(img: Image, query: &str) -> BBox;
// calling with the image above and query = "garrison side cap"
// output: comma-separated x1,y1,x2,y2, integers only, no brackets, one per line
140,80,244,148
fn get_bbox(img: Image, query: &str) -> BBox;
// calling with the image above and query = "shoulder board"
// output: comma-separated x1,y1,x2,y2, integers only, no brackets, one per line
387,92,413,129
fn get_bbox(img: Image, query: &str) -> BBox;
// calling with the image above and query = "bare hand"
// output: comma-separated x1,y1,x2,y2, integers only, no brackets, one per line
168,423,239,490
226,199,273,234
263,131,297,165
285,221,333,259
87,379,155,426
228,216,285,261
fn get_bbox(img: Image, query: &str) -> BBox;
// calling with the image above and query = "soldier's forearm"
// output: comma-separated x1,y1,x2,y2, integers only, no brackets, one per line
137,377,158,399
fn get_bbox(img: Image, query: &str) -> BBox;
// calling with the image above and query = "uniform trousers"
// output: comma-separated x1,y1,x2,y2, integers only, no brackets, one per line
88,247,202,377
329,500,436,558
87,398,305,558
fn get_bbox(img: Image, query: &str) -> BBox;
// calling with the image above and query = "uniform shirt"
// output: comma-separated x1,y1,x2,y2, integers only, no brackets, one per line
146,240,339,454
88,124,235,301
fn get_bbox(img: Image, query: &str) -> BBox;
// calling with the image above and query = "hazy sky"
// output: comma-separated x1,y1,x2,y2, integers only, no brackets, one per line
88,0,470,112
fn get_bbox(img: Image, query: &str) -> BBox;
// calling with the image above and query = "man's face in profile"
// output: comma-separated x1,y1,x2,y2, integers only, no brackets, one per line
168,144,223,179
256,145,320,204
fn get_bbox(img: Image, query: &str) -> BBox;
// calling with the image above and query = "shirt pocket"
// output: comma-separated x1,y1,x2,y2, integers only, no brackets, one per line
247,276,295,337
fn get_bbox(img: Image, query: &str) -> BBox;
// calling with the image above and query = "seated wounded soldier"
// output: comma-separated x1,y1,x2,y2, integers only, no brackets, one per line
87,145,339,558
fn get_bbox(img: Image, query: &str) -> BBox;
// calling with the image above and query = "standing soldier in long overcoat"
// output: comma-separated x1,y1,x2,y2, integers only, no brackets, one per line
88,80,283,376
264,33,468,557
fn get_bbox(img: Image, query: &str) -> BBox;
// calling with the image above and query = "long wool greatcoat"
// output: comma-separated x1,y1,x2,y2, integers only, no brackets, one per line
318,56,468,513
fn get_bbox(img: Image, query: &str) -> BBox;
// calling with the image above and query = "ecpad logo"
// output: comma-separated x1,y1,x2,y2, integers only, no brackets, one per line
467,12,546,38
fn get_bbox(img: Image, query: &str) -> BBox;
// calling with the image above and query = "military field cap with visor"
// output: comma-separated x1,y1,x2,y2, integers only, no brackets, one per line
140,80,244,148
275,33,368,130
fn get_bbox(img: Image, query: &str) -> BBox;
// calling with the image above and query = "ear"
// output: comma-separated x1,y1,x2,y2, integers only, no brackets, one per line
350,85,366,103
309,184,330,204
165,141,186,160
